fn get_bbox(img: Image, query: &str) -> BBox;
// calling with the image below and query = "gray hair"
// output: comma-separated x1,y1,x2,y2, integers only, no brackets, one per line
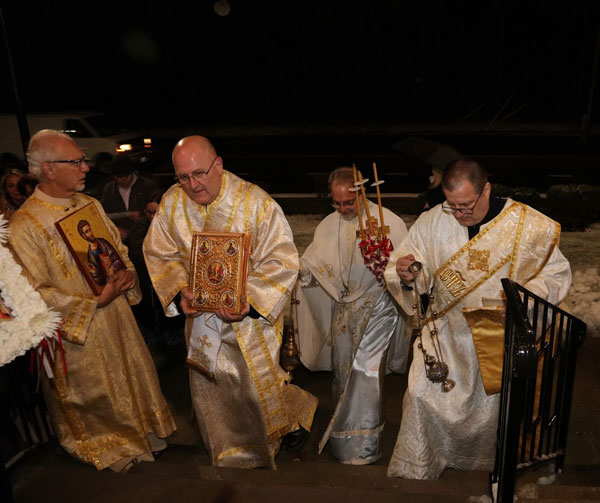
327,166,355,192
26,129,74,179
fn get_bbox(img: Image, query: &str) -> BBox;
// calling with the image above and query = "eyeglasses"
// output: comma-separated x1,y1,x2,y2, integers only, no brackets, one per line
45,157,90,168
331,199,355,209
174,157,218,185
441,188,483,215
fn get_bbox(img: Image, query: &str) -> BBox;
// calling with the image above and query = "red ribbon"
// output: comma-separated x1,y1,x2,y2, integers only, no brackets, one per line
29,330,68,379
359,237,395,284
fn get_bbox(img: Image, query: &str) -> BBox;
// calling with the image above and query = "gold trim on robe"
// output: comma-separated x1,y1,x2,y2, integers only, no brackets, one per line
426,202,561,324
9,188,176,470
143,171,317,468
383,198,570,479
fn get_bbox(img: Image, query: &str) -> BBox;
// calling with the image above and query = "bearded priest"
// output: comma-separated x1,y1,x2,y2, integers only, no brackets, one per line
296,166,410,465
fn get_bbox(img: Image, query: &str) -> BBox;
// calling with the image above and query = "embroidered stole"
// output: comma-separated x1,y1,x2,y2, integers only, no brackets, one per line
425,202,561,323
180,174,296,441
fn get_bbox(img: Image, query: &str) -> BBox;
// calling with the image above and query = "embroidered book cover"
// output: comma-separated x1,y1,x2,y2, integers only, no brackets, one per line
190,232,251,315
55,203,127,296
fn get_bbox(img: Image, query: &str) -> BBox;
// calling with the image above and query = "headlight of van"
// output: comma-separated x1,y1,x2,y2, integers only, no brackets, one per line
116,144,133,153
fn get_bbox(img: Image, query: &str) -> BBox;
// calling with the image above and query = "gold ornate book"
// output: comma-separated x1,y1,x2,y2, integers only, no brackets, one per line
190,232,251,315
55,203,127,296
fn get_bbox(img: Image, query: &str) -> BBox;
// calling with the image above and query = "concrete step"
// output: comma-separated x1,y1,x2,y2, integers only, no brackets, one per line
12,443,491,502
12,443,600,503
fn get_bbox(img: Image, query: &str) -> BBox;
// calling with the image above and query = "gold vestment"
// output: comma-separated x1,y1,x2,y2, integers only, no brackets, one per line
143,171,317,469
9,188,176,470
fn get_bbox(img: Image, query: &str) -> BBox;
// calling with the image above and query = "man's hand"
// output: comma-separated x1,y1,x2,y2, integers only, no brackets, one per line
396,254,417,284
128,211,141,221
96,269,134,308
179,287,250,321
180,286,201,317
216,302,250,323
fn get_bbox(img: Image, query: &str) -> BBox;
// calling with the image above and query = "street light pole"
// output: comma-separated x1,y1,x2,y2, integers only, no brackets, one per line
0,4,30,160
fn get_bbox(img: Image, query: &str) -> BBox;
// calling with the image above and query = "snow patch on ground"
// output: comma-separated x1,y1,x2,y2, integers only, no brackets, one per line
562,268,600,336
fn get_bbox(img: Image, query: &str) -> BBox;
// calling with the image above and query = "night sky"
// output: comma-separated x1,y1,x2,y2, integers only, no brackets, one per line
1,1,600,127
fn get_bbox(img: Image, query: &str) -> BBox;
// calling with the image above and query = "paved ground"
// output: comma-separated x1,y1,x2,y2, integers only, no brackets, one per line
7,332,600,502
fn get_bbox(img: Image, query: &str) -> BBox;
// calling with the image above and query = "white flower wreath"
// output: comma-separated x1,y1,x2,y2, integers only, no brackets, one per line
0,213,61,367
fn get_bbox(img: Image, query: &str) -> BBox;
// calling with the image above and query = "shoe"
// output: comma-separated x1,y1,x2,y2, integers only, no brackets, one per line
282,427,308,452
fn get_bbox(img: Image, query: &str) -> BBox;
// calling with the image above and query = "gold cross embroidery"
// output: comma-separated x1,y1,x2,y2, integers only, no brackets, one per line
468,249,491,272
318,264,334,278
196,334,212,350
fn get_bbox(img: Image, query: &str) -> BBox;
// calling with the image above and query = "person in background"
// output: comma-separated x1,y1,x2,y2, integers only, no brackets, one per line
17,175,39,199
0,169,26,220
127,191,186,359
100,155,158,240
422,163,446,210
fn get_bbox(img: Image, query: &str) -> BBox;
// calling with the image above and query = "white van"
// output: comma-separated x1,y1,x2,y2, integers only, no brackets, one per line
0,113,153,173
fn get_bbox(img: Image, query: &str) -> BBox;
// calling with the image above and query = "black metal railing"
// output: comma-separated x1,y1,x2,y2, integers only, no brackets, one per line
491,278,586,503
1,355,53,465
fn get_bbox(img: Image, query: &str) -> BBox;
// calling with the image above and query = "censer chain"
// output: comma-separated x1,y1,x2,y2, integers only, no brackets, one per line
409,261,455,393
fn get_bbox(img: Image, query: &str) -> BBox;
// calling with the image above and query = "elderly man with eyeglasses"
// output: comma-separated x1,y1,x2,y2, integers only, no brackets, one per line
295,166,409,465
384,158,571,480
8,129,176,472
143,135,317,469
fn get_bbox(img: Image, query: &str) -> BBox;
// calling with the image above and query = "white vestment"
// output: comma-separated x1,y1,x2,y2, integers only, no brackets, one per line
143,171,317,469
296,201,410,464
384,199,571,479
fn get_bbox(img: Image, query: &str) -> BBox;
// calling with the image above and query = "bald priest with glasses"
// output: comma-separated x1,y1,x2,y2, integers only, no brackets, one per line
384,158,571,479
143,136,317,469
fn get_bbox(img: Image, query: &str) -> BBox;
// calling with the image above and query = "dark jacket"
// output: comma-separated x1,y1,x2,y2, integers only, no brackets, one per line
100,174,158,229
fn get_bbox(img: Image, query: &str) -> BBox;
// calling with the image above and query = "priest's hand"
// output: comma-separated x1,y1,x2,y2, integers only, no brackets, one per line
96,269,134,308
180,286,201,317
216,302,250,323
396,254,417,284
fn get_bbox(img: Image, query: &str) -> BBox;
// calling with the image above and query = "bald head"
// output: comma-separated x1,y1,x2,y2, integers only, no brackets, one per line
172,135,224,205
172,136,217,166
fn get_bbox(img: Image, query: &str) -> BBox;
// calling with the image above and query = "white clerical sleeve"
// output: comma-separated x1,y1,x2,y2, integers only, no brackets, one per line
245,200,299,325
143,202,189,313
385,214,435,315
522,245,572,305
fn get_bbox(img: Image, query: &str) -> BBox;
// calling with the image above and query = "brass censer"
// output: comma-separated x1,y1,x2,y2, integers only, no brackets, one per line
409,261,455,393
